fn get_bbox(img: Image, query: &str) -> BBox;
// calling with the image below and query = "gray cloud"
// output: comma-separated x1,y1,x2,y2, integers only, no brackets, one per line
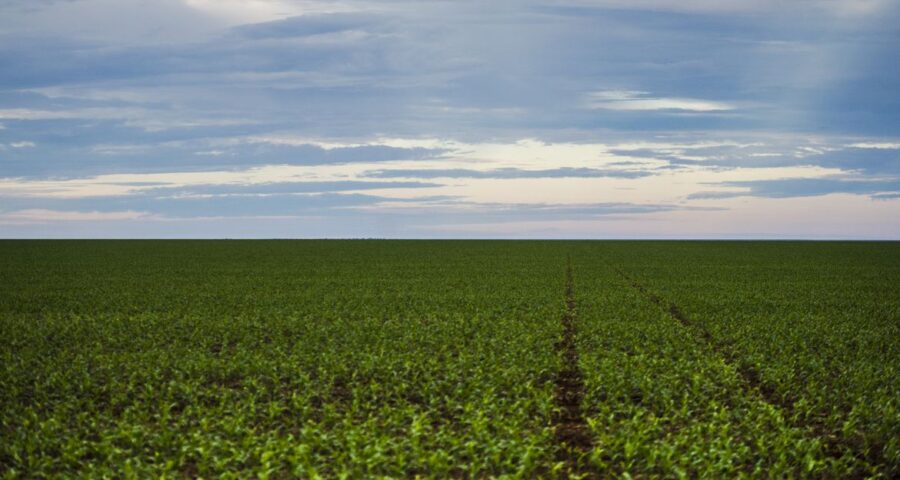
610,144,900,177
363,167,654,179
146,180,441,197
0,0,898,237
688,177,900,199
230,13,377,40
0,130,448,178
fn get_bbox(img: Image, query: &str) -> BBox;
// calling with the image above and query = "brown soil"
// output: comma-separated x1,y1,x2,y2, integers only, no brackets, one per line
552,261,595,479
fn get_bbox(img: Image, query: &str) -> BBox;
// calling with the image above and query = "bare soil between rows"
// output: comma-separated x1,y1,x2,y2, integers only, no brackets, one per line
552,262,595,479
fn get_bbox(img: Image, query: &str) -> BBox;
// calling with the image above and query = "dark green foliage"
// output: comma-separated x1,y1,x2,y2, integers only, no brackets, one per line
0,240,896,478
579,241,899,478
0,241,563,478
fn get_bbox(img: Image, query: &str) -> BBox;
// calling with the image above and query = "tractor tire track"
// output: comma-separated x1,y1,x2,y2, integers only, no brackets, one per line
611,266,876,474
552,260,594,479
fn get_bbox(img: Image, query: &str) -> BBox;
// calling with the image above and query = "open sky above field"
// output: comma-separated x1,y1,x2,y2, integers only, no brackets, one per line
0,0,898,238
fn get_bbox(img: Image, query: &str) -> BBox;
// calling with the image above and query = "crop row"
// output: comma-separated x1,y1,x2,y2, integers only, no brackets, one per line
591,241,899,477
572,252,853,477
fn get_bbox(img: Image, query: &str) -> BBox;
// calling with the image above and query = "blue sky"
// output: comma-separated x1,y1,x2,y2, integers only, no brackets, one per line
1,0,898,238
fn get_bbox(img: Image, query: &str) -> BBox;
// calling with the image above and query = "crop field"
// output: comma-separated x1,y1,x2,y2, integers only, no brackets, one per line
1,240,898,478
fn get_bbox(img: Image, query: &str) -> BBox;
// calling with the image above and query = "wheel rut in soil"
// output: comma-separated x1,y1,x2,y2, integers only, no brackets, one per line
552,261,595,479
612,266,876,472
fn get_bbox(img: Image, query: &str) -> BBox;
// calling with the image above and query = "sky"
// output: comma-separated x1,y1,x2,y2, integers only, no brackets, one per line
0,0,898,239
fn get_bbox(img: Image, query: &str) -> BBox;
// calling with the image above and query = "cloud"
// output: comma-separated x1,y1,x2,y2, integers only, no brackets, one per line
688,177,900,200
0,0,226,43
0,108,118,120
1,134,451,178
586,90,735,112
0,0,898,237
230,12,374,39
0,165,443,199
546,0,893,17
872,192,900,200
9,141,35,148
0,191,418,220
813,148,900,175
368,200,679,216
148,180,441,198
363,167,653,179
607,139,900,176
184,0,357,26
0,107,253,132
0,209,151,224
848,142,900,150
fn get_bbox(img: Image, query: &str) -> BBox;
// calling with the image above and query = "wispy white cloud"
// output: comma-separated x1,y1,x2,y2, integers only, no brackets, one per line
549,0,892,17
0,108,113,121
10,141,36,149
183,0,359,25
0,209,152,224
847,142,900,149
90,144,154,155
586,90,735,112
194,150,228,156
0,108,256,132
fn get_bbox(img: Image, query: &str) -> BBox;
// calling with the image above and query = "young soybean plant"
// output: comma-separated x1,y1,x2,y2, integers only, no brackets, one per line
0,241,564,478
589,241,899,478
1,240,897,477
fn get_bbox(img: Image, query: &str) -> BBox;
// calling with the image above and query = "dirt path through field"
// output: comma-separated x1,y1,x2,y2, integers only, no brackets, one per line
552,260,594,478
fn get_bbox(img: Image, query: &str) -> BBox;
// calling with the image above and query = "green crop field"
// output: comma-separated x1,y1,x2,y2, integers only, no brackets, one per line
1,240,898,478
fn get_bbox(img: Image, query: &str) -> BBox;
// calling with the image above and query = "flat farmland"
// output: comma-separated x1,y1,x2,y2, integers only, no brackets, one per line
1,241,897,478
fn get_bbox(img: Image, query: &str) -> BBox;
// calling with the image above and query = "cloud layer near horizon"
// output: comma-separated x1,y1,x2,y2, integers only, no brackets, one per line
0,0,898,238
